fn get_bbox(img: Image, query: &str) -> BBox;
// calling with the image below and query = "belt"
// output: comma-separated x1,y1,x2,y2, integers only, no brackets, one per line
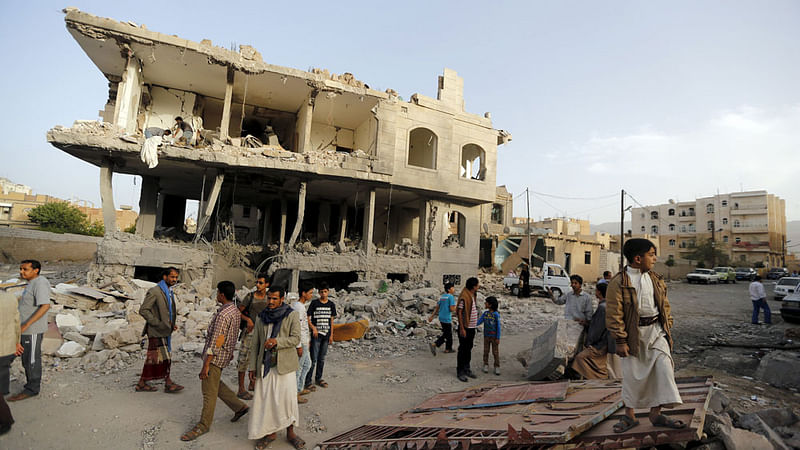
638,315,659,327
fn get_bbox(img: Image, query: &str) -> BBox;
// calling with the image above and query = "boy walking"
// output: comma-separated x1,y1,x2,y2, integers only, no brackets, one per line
305,282,336,390
291,282,313,403
427,282,456,355
748,275,771,325
477,296,501,375
181,281,249,441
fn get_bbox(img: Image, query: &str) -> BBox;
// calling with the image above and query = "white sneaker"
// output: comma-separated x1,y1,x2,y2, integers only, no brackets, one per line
482,365,489,373
494,367,501,376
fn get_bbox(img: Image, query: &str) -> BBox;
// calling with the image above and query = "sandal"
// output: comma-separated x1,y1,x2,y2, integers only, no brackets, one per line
651,414,686,429
231,406,249,422
135,383,157,392
612,415,639,433
305,384,316,392
237,391,254,400
165,383,184,393
180,425,207,441
316,380,329,388
288,435,306,449
255,434,276,450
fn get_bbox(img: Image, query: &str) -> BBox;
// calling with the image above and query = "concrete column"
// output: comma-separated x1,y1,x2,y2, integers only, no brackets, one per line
362,188,376,253
193,171,224,242
99,159,116,235
295,92,315,153
220,66,235,140
261,203,272,245
113,52,143,133
290,270,300,295
317,202,331,242
418,199,429,258
287,182,307,249
338,202,348,247
279,199,287,252
136,176,159,238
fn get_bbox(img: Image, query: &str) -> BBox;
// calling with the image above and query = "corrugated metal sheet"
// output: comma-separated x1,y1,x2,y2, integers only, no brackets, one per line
320,377,713,450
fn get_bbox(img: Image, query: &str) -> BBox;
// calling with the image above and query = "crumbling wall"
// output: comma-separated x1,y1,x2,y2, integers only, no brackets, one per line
268,251,425,282
87,232,213,286
0,228,100,263
424,200,481,288
310,122,354,151
144,86,197,132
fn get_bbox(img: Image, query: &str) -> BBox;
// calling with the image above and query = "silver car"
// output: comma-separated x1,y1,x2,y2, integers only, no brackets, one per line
773,277,800,301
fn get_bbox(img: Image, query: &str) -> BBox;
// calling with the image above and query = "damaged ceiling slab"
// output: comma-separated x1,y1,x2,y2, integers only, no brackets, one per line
319,377,713,449
48,9,512,289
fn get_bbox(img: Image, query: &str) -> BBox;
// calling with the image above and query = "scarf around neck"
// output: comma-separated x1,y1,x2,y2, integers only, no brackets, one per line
258,303,293,377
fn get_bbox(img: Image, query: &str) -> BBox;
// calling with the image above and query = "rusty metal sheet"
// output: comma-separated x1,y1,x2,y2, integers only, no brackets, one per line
412,381,568,412
566,376,714,450
321,379,626,449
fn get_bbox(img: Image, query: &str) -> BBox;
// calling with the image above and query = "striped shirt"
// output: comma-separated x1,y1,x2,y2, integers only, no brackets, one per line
203,302,240,368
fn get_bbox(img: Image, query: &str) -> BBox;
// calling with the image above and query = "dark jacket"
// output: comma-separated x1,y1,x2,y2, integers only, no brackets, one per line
605,267,673,357
139,285,177,338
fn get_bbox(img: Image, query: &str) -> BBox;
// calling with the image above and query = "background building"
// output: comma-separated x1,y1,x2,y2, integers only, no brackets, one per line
631,190,786,268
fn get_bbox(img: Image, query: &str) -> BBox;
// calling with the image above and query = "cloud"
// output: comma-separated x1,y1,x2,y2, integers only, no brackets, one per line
514,105,800,222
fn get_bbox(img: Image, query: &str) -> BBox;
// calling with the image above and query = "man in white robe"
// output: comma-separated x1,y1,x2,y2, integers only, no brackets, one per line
606,238,685,433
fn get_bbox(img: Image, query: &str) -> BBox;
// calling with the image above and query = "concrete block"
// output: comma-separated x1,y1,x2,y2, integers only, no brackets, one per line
56,341,86,358
56,313,83,334
350,296,369,312
723,427,772,450
754,350,800,389
63,331,90,347
708,388,730,413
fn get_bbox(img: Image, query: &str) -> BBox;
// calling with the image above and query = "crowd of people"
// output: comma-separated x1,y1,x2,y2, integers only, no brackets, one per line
1,239,706,442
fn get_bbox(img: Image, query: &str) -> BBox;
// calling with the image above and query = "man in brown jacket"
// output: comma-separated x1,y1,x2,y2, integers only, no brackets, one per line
136,267,183,393
606,239,684,433
456,277,480,382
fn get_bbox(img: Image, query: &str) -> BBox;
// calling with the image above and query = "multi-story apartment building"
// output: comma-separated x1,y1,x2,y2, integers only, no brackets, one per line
46,9,511,289
631,191,786,267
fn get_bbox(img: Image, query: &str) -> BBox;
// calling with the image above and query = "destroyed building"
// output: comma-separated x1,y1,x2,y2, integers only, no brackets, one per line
46,9,511,289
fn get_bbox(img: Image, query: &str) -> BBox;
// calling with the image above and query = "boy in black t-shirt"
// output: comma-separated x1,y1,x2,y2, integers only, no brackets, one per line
305,282,336,390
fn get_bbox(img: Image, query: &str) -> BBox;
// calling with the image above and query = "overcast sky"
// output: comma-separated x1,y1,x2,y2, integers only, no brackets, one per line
1,1,798,224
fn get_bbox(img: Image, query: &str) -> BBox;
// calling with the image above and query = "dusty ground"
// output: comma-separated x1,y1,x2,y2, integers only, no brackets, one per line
1,275,798,449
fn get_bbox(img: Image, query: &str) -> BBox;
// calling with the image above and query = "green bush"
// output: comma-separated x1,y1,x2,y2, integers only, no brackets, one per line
28,202,106,236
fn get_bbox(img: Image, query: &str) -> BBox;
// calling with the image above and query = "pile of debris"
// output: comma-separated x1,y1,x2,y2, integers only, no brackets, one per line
704,389,800,449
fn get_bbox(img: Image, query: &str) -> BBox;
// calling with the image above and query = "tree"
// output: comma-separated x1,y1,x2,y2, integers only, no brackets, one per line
28,202,89,234
685,238,729,268
85,220,105,237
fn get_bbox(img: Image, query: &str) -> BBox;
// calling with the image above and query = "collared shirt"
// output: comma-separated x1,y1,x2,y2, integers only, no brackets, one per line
749,281,766,301
290,300,310,346
560,290,594,322
626,267,657,317
203,302,240,368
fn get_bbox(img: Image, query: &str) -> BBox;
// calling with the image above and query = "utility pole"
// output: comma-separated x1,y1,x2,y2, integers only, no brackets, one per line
620,189,625,274
526,188,532,268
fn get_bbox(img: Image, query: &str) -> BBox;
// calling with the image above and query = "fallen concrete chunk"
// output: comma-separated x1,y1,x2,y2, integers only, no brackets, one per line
516,319,583,380
56,341,87,358
722,426,772,450
708,388,730,413
754,350,800,390
131,279,157,290
739,408,799,429
102,325,142,349
63,331,90,347
55,313,83,333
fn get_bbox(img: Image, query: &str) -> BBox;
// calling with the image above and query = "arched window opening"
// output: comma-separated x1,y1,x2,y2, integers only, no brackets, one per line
460,144,486,180
443,211,466,248
408,128,438,169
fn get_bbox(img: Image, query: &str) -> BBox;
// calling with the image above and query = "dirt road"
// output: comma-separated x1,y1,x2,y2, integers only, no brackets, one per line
1,278,797,449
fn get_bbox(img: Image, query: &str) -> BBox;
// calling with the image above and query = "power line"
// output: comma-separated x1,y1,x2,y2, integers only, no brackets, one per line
531,191,618,201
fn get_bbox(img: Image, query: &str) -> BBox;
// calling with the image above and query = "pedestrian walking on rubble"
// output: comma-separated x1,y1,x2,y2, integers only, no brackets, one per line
135,267,184,393
180,281,249,441
248,286,306,449
291,282,313,404
0,286,24,434
606,239,685,433
5,260,51,402
748,275,771,325
427,282,456,355
477,296,502,375
456,277,480,382
305,282,336,390
235,274,270,399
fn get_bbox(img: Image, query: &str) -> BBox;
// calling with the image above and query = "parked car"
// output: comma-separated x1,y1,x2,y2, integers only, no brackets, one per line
712,267,736,284
767,268,789,280
780,289,800,323
686,268,721,284
735,267,757,281
503,262,572,298
773,277,800,301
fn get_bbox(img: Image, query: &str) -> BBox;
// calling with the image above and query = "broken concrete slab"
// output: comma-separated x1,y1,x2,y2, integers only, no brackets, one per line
102,325,142,349
723,426,773,450
708,388,730,413
63,331,90,347
754,350,800,390
738,408,798,430
55,313,83,333
56,341,87,358
517,319,583,380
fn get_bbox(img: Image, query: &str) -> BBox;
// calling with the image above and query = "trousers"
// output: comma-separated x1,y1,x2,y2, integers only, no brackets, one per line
199,364,247,432
751,298,771,324
456,328,476,376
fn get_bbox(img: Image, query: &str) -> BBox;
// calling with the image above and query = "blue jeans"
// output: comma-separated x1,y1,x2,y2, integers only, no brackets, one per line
305,335,329,387
751,298,771,324
296,343,311,392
